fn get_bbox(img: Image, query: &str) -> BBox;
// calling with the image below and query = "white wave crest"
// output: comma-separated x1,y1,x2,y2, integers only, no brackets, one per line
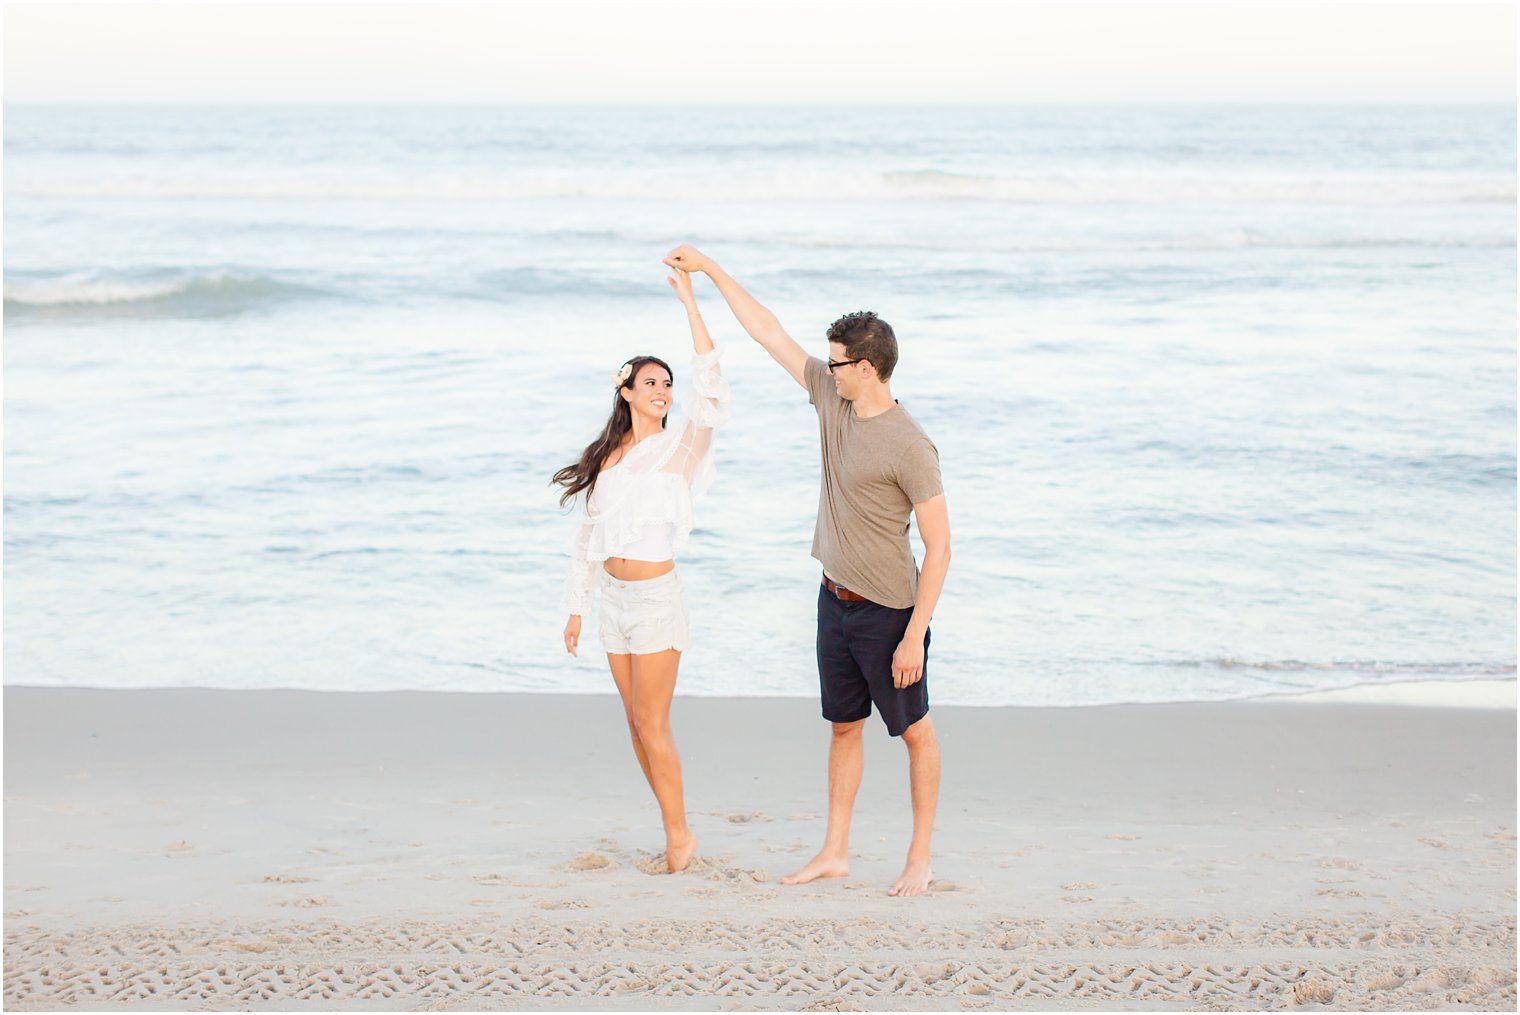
761,227,1515,253
8,169,1515,205
4,276,193,306
4,271,311,313
1206,658,1515,676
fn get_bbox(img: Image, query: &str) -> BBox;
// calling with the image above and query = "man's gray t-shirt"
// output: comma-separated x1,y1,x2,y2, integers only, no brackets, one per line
804,356,943,609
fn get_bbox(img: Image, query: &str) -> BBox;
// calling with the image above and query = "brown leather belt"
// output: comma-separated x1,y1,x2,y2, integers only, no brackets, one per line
822,574,870,603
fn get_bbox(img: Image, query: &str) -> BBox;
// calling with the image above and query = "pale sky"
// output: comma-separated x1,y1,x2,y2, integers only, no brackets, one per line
4,1,1515,104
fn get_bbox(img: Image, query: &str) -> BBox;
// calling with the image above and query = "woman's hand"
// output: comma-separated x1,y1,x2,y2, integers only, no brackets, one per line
667,268,696,308
672,266,714,354
564,615,582,656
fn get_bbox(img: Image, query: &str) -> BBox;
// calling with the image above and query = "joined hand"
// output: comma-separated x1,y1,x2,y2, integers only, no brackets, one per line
663,244,712,275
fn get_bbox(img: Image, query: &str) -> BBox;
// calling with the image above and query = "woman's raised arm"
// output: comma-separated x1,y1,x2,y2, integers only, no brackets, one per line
668,268,715,357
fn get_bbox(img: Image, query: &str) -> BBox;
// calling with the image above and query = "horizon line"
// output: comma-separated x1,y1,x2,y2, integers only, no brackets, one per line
6,98,1516,107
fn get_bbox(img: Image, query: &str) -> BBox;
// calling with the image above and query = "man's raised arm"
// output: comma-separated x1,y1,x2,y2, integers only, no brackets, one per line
663,245,809,388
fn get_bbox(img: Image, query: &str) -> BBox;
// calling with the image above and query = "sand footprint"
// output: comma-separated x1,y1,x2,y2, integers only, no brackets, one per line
726,812,772,824
636,854,769,882
1061,881,1098,890
1320,857,1362,870
633,855,670,876
567,852,614,872
1292,980,1337,1005
535,898,591,910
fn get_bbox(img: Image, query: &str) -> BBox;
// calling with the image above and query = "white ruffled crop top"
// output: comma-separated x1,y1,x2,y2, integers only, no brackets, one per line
562,349,729,615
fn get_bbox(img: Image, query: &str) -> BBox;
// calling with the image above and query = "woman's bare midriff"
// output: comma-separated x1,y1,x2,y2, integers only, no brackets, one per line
603,557,675,581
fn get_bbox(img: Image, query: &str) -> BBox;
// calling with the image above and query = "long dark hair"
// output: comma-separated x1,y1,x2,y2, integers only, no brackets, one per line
552,355,673,508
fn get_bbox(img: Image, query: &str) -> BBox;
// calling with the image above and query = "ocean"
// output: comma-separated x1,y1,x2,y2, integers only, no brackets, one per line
4,103,1515,706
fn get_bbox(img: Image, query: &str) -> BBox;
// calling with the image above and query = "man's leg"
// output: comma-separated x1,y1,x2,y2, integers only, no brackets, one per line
782,584,871,886
889,714,939,896
780,718,864,884
849,607,934,897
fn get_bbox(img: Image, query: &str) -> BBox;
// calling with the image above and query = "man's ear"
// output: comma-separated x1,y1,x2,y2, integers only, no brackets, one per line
861,359,881,382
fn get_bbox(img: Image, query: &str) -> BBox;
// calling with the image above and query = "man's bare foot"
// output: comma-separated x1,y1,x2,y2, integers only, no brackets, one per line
888,856,933,897
666,833,698,873
779,850,849,885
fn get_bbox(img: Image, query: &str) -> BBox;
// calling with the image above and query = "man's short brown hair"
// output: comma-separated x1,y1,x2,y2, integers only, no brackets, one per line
826,311,898,381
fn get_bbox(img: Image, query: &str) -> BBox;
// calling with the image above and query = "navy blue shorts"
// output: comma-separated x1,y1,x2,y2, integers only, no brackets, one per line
817,580,930,737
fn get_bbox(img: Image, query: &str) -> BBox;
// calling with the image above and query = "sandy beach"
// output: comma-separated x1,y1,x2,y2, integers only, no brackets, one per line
3,686,1514,1010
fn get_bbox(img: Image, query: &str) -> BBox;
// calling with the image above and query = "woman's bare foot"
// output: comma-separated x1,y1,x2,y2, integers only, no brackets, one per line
666,833,698,873
779,849,849,885
888,856,933,897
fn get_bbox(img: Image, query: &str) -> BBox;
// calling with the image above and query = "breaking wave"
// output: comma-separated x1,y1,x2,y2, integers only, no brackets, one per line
4,271,331,318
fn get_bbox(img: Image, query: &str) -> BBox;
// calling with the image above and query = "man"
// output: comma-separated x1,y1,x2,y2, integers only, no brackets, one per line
662,244,950,898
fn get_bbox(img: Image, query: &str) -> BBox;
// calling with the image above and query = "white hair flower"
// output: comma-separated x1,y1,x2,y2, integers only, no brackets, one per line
613,362,634,387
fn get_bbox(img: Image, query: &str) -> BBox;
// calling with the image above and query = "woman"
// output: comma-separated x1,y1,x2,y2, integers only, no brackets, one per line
552,267,728,873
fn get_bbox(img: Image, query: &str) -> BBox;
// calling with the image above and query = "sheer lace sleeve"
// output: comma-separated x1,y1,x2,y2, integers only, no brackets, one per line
658,348,729,500
684,348,729,429
562,508,595,616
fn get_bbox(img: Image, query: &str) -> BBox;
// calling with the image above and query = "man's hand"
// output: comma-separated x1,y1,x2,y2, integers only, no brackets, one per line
892,632,925,689
564,615,582,656
664,244,714,275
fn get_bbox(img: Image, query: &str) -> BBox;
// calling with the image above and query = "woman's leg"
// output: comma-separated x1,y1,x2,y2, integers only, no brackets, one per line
630,648,697,872
606,652,655,793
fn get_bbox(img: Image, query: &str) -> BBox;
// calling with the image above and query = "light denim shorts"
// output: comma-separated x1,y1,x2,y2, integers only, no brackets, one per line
598,569,689,655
